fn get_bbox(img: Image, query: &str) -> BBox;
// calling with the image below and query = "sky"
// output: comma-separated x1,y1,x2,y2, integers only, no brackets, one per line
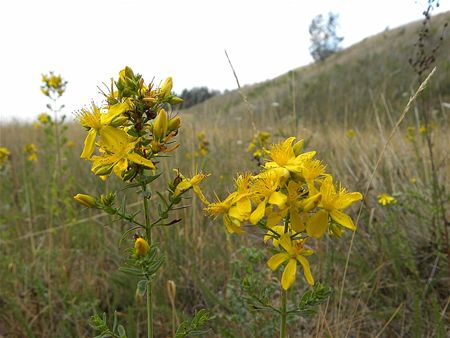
0,0,448,121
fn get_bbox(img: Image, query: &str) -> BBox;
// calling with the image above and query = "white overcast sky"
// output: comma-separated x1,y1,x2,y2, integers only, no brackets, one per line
0,0,448,121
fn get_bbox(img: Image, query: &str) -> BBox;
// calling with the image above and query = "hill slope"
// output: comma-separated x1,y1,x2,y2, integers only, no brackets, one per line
185,11,450,128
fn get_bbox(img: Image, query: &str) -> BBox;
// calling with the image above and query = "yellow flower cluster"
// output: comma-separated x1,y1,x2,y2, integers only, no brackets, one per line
377,193,396,206
346,129,356,138
41,72,67,97
206,137,362,290
196,132,210,157
23,144,38,162
76,67,183,181
37,113,51,124
247,131,271,163
0,147,10,168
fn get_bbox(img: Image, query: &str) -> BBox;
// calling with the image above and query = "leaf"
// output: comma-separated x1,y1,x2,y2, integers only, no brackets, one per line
136,279,147,297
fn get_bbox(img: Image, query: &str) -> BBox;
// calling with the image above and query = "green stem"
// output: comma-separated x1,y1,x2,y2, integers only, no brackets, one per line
142,184,153,338
147,280,153,338
280,289,287,338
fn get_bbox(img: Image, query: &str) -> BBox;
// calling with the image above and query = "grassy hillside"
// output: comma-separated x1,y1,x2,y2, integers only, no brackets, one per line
0,11,449,338
185,11,450,127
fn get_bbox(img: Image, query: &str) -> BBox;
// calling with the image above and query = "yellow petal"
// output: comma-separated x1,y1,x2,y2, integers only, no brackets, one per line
336,192,363,209
268,191,287,209
193,185,210,205
249,201,266,225
99,126,130,153
267,253,290,271
229,205,245,222
279,233,293,253
173,181,192,197
127,152,156,170
297,256,314,285
236,198,252,215
281,259,297,290
330,209,356,231
267,209,284,228
101,99,131,125
290,209,307,232
113,158,128,178
224,215,244,234
80,129,97,159
306,209,329,238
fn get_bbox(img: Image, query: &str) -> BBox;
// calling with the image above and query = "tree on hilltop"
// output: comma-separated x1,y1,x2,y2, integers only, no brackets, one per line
309,12,344,61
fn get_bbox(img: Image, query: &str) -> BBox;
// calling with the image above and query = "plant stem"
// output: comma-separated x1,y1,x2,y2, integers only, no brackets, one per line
280,289,287,338
147,280,153,338
145,248,154,338
142,184,153,338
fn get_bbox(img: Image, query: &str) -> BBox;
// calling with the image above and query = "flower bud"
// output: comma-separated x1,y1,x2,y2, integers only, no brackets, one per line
159,77,173,98
92,163,114,176
74,194,97,208
134,237,150,257
293,139,304,156
100,192,115,206
169,96,184,105
166,280,176,304
168,116,181,132
153,108,168,140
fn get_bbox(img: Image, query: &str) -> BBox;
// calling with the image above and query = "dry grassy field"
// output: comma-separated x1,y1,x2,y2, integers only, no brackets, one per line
0,12,449,338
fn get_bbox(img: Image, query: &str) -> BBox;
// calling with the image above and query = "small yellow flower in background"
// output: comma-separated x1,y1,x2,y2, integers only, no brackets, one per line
0,147,11,168
406,126,416,141
196,132,210,157
410,177,417,184
267,234,314,290
23,144,38,162
73,194,97,208
346,129,356,138
38,113,51,124
134,236,150,257
67,140,76,148
41,72,67,97
377,193,396,206
248,131,271,164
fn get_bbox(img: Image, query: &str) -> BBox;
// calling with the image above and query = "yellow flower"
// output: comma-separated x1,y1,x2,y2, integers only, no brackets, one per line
377,193,396,206
249,170,287,225
173,170,210,205
73,194,97,208
38,113,50,124
206,193,245,234
23,144,38,162
41,72,66,97
134,237,150,257
91,127,155,179
306,176,362,238
0,147,11,168
77,101,132,159
419,124,428,135
267,234,314,290
263,225,285,247
346,129,356,138
265,137,316,177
